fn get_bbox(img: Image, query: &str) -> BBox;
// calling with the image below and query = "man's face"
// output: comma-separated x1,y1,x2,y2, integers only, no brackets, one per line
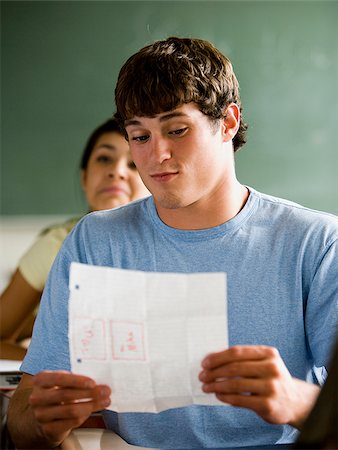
125,102,234,214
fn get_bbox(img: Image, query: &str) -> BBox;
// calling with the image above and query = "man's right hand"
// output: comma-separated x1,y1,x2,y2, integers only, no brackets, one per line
7,371,111,449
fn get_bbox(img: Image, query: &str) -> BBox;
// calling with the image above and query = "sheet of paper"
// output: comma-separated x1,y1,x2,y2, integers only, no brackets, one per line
69,262,228,413
0,360,22,372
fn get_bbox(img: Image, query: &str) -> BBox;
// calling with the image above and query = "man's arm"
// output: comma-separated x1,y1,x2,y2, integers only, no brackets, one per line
199,345,320,429
7,372,111,449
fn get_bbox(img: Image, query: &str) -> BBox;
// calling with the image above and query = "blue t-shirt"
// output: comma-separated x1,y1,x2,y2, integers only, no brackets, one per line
21,188,338,448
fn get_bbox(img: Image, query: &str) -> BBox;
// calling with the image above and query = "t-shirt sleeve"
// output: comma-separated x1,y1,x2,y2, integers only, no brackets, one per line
19,217,90,375
306,238,338,373
20,237,76,374
18,228,68,291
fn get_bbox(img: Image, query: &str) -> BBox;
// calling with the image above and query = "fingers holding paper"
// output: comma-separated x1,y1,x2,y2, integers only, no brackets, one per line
29,371,111,443
199,345,320,429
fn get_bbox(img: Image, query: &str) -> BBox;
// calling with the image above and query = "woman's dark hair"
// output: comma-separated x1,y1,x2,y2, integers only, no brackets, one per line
115,37,248,152
80,118,123,169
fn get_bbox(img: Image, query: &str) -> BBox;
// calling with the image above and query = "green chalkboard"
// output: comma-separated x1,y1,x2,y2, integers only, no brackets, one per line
1,1,337,215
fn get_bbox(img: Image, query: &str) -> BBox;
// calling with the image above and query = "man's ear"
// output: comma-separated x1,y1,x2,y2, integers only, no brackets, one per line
221,103,240,143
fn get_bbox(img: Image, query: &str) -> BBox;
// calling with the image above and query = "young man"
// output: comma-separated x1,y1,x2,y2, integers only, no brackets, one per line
8,37,337,449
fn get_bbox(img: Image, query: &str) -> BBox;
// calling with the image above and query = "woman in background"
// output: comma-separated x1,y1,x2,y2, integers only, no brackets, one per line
0,118,149,360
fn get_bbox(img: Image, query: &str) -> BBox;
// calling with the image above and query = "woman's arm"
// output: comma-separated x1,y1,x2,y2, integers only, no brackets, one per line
0,269,42,359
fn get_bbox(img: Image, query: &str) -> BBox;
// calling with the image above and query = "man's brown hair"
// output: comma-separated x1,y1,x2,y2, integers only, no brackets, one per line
115,37,248,152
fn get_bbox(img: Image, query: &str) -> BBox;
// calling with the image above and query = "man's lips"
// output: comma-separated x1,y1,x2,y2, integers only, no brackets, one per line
150,171,179,182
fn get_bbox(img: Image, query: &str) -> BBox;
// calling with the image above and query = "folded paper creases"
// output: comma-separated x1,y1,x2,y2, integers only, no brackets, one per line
69,262,228,413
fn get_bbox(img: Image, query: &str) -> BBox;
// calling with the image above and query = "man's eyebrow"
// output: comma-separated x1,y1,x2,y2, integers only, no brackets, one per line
158,112,188,122
124,112,188,127
124,119,142,127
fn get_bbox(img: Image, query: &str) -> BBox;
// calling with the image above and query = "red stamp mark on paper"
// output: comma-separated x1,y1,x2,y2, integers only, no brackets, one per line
110,321,146,361
73,317,106,361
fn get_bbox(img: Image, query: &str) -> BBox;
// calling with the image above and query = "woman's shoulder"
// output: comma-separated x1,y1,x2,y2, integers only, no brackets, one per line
39,216,82,239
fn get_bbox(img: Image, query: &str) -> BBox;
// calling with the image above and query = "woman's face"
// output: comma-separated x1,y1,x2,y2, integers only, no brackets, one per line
81,132,149,211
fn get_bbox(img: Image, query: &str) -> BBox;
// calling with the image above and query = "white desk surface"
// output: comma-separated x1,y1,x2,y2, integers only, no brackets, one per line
0,360,22,372
61,428,157,450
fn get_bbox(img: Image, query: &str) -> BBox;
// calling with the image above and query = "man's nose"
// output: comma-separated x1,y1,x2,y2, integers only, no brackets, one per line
150,136,172,164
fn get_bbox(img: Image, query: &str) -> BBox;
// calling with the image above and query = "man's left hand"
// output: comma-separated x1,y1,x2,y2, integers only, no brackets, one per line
199,345,320,429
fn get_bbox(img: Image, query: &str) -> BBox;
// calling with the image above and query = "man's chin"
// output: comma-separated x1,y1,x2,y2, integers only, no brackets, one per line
154,194,186,210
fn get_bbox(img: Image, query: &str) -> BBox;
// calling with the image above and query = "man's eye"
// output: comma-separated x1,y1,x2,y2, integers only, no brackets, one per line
132,135,149,142
169,127,188,136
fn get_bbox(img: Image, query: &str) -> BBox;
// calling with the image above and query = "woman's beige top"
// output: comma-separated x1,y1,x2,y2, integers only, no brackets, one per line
18,217,80,291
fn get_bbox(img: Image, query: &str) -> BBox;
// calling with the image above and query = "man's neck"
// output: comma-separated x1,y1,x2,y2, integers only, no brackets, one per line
155,182,249,231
